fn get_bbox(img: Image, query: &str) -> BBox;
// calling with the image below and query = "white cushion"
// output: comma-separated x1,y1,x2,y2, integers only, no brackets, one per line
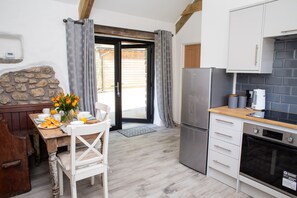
58,149,103,171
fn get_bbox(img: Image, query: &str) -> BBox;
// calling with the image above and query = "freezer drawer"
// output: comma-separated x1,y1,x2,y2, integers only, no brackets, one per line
179,124,208,174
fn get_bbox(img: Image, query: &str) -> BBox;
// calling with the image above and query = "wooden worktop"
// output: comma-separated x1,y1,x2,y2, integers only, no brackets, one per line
209,106,297,130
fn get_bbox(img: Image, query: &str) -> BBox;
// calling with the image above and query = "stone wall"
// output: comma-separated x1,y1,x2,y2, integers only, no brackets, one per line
0,66,63,105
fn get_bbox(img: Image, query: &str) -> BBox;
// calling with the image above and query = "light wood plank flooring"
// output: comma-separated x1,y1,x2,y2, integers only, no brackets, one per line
15,127,250,198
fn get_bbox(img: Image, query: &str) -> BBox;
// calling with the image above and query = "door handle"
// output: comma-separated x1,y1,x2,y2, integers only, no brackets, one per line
214,132,232,138
214,145,231,152
254,44,258,66
213,160,230,168
115,82,120,97
215,119,234,125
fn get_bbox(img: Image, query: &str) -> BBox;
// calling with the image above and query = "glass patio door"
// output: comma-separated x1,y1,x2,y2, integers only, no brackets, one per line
95,37,154,130
95,40,122,130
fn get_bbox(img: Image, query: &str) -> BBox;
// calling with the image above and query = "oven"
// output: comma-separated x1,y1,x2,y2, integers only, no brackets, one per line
240,123,297,197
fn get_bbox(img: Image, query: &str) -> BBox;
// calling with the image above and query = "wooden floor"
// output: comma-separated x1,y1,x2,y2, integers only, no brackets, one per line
15,127,250,198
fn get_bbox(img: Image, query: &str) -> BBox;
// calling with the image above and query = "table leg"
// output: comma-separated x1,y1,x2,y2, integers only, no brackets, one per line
48,152,59,198
33,128,40,166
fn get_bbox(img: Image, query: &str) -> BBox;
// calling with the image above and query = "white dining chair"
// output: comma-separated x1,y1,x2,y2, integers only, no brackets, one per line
95,102,111,122
57,120,110,198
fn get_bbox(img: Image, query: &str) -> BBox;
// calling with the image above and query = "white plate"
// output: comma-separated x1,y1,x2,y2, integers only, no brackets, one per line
70,121,84,125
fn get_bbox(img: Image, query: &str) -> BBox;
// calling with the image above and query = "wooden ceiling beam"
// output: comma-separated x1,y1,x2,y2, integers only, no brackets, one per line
176,0,202,34
182,1,202,16
78,0,94,19
94,24,155,41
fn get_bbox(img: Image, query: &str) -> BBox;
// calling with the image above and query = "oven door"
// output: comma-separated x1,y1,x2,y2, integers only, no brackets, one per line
240,133,297,196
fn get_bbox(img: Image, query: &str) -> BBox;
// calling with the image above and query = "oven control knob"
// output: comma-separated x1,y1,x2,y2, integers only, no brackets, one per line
287,137,294,143
253,128,259,134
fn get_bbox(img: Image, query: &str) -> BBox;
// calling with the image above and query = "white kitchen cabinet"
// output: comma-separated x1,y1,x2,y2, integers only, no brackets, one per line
264,0,297,37
207,113,243,187
227,4,274,73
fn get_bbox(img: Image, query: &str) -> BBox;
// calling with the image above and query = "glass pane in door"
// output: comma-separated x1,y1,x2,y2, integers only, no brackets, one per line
121,48,147,119
95,44,115,126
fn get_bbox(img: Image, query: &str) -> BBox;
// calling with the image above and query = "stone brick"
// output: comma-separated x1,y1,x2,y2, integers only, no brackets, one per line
35,73,52,79
16,84,27,92
49,89,55,97
272,68,293,77
284,60,297,68
273,86,291,95
250,76,265,84
5,86,15,93
266,93,281,102
49,84,58,89
281,95,297,104
41,66,54,74
30,88,45,97
24,73,35,78
289,105,297,114
0,87,3,94
283,78,297,86
292,87,297,95
287,41,297,50
36,79,48,87
15,76,28,83
273,59,283,68
29,79,37,84
237,74,249,83
26,67,41,73
275,41,285,50
271,102,289,112
12,92,29,101
48,78,59,84
29,85,36,89
265,77,283,85
276,51,294,59
0,83,10,88
42,97,50,101
0,95,11,104
0,75,10,83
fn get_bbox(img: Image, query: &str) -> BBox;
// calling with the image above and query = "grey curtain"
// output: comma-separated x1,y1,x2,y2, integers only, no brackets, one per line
65,18,97,116
154,30,175,128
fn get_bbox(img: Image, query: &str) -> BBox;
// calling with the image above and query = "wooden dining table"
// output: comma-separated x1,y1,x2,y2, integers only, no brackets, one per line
29,114,99,198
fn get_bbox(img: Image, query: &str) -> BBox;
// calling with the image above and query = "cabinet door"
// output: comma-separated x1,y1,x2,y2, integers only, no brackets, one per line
227,5,263,72
264,0,297,37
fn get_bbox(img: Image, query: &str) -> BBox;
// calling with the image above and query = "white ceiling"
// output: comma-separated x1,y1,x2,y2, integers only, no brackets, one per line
53,0,192,23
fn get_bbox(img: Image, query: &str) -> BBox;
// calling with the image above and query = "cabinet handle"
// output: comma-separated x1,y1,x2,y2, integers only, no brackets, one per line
213,160,230,168
281,29,297,34
254,45,258,66
214,145,231,152
215,132,233,138
215,119,234,125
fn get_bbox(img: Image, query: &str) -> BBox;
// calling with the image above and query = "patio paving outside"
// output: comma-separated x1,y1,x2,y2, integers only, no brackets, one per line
98,87,146,125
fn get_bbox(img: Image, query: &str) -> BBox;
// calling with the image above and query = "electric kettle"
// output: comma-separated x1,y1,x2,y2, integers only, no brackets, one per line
251,89,265,110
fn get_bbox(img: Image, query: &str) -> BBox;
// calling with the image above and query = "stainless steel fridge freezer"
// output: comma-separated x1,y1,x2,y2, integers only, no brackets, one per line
179,68,233,174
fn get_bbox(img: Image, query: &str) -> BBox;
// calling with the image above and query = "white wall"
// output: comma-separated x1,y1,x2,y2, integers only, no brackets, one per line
0,0,175,126
174,12,202,124
200,0,265,68
0,0,78,92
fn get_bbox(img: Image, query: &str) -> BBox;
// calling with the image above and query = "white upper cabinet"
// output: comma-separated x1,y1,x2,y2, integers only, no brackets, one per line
264,0,297,37
227,4,274,73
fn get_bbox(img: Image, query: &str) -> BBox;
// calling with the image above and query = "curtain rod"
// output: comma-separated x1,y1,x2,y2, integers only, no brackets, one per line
63,19,173,37
63,19,84,25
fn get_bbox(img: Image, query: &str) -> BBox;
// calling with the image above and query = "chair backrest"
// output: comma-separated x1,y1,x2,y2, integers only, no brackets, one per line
66,120,110,175
95,102,111,122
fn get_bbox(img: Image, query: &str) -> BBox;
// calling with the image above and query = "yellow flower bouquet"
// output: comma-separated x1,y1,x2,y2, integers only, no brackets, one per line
51,92,80,122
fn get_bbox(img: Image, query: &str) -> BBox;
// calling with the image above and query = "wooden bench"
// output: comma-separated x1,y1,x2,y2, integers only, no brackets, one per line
0,118,31,197
0,103,52,164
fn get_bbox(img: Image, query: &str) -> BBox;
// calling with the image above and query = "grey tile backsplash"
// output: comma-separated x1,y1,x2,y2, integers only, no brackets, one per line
236,38,297,114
